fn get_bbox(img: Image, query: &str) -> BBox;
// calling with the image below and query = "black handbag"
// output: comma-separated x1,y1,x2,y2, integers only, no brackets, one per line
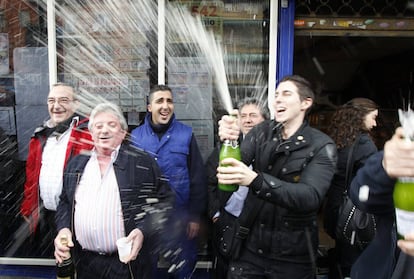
218,221,242,260
218,196,264,260
335,135,377,249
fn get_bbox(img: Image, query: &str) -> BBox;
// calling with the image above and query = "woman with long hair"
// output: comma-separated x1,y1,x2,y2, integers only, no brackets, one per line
324,97,379,279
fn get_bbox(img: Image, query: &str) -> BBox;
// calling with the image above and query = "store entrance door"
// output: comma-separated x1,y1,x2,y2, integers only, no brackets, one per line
291,1,414,142
294,33,413,148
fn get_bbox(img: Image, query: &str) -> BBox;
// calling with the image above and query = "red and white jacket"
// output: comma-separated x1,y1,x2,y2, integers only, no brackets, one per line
20,116,93,232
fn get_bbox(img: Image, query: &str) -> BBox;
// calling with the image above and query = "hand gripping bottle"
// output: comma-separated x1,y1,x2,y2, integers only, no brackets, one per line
56,235,75,279
218,118,241,192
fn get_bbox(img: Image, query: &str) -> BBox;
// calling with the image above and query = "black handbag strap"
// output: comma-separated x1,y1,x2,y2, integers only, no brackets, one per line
345,134,361,190
235,195,264,240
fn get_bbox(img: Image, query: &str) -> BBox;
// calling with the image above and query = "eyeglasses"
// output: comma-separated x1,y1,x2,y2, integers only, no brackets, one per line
47,97,74,105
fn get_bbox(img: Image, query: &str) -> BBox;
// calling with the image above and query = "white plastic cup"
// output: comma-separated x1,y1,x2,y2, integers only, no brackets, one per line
116,237,132,263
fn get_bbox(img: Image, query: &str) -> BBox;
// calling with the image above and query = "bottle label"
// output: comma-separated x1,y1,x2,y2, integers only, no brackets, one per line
230,140,239,148
395,208,414,236
222,140,239,149
399,177,414,183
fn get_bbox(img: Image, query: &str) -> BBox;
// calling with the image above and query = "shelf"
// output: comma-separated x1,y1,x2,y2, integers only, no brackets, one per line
223,18,267,24
224,53,268,60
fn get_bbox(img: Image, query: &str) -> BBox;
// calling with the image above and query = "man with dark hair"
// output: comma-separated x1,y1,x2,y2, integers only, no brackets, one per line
131,84,207,278
217,75,337,278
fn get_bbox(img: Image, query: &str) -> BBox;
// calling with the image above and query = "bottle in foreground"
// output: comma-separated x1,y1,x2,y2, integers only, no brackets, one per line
393,178,414,239
394,108,414,239
56,235,75,279
218,138,241,192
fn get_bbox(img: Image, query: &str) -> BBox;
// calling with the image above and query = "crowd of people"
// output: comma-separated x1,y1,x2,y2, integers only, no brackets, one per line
1,74,414,278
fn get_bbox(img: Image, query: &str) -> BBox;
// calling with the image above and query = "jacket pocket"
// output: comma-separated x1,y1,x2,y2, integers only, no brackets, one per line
276,215,318,256
278,156,310,182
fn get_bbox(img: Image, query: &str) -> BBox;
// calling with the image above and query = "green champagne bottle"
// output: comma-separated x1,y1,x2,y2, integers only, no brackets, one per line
218,139,241,192
394,109,414,238
393,178,414,239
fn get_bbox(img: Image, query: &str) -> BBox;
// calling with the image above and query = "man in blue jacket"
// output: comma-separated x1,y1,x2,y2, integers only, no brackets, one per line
131,85,207,278
349,127,414,279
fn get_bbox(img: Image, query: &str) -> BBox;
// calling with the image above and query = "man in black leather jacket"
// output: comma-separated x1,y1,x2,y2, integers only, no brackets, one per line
217,75,337,279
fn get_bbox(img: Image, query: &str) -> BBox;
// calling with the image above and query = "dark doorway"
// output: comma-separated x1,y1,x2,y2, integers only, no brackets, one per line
293,36,414,147
294,36,414,109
